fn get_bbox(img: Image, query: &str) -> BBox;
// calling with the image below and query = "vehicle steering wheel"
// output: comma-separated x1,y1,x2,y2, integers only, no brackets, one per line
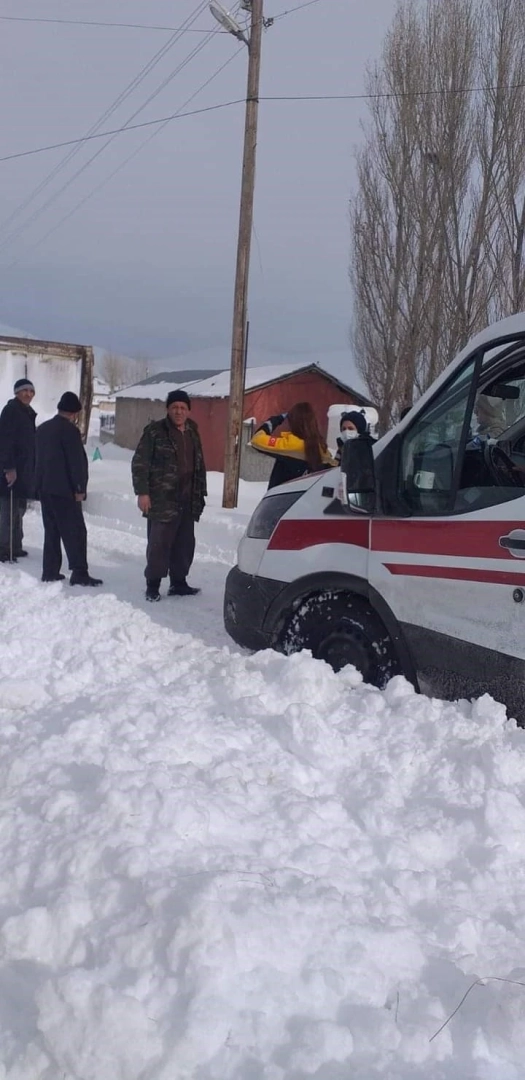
483,443,525,488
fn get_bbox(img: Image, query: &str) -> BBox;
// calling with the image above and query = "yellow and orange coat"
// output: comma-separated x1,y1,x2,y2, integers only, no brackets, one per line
250,414,336,489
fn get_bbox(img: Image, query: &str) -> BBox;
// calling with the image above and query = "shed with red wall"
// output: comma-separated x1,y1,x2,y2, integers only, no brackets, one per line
114,362,370,475
189,366,369,472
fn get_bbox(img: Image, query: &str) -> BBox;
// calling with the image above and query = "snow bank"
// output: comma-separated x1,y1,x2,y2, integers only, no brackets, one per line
1,563,525,1078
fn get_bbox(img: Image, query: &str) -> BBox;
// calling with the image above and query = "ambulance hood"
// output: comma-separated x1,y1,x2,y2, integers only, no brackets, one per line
263,469,334,499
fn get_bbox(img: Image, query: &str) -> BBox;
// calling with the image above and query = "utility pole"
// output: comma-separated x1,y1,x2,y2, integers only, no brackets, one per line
219,0,264,508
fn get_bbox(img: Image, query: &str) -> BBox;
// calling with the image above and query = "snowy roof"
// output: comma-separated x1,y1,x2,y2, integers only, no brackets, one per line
117,361,369,403
92,376,115,401
136,369,221,387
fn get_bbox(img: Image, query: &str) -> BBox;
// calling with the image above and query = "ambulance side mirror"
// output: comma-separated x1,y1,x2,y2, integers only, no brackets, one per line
340,437,376,514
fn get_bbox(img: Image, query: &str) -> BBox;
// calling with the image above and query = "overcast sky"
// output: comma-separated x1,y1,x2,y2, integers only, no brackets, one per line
0,0,393,372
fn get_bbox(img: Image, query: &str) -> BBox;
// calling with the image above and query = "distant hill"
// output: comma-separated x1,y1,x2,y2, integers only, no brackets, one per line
0,321,36,339
0,325,367,399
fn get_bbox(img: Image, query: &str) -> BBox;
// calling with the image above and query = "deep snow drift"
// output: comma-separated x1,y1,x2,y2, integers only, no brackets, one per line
1,448,525,1079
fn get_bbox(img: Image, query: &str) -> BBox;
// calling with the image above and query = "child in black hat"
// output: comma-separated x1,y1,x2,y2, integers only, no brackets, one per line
335,410,370,462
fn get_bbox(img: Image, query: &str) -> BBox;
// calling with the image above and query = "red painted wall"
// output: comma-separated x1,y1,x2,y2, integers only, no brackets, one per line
188,396,229,474
190,370,364,473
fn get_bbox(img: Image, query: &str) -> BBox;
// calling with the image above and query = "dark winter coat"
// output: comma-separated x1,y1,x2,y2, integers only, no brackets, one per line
35,415,89,498
335,432,376,464
131,416,207,522
0,397,37,498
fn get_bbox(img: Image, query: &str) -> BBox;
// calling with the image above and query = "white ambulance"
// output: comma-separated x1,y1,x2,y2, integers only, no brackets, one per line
224,313,525,720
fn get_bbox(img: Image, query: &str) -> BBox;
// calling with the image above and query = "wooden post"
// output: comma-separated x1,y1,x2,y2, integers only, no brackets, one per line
222,0,263,509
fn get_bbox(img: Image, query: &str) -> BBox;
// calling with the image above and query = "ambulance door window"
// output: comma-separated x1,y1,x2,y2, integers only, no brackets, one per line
453,364,525,513
399,356,477,516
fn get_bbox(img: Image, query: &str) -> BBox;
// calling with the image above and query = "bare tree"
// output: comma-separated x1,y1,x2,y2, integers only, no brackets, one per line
482,0,525,317
99,351,150,392
99,352,131,393
129,352,151,381
350,0,525,427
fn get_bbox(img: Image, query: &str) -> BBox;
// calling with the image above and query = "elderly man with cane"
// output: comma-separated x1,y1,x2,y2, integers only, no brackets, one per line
0,377,37,563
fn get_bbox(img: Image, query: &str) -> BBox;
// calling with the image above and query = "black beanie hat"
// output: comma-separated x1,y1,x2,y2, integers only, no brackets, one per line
57,391,82,413
166,389,191,409
14,378,35,394
340,410,367,435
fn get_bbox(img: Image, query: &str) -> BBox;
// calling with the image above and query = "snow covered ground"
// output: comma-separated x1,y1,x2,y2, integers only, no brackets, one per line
1,445,525,1079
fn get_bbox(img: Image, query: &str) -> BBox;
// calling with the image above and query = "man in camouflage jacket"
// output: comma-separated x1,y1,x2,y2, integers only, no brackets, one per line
131,389,207,601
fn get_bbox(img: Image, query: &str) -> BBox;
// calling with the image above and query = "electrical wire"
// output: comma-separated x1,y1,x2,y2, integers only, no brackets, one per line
0,0,209,236
0,1,325,32
0,15,225,32
0,24,221,252
2,81,524,166
0,102,243,164
271,0,326,21
4,47,244,270
0,1,247,250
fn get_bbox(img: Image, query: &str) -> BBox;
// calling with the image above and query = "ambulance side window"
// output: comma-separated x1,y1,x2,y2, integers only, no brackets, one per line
399,358,477,515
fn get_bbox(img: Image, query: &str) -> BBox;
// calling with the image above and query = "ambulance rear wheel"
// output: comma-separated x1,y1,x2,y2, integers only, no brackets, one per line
280,590,399,689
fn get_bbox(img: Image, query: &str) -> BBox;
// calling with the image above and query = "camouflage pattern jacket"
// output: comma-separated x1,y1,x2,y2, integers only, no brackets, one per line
131,417,207,522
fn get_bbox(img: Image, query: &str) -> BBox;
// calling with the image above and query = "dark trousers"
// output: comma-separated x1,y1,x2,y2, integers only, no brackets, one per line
40,496,88,578
145,508,195,582
0,495,27,556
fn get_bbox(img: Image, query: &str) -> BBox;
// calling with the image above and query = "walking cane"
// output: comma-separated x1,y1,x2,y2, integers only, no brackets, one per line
9,487,14,563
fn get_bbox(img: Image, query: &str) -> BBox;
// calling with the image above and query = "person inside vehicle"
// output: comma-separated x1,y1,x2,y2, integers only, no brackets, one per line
335,410,372,463
251,401,336,489
474,393,506,439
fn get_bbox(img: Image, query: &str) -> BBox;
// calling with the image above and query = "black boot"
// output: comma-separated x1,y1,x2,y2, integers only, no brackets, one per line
0,552,17,563
70,570,103,587
145,579,161,602
168,579,200,596
14,549,28,558
42,573,66,582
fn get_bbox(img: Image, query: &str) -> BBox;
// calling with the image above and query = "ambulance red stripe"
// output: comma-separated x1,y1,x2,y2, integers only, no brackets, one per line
269,517,525,560
384,563,525,586
268,518,369,550
372,520,524,559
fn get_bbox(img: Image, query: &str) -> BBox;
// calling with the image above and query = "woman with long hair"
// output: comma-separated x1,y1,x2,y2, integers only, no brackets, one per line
251,401,335,489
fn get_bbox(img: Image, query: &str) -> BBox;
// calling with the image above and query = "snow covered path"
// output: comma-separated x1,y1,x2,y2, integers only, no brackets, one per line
2,450,525,1078
21,448,265,650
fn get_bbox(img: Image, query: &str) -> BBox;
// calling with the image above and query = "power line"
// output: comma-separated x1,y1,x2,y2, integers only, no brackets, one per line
5,48,244,270
0,15,225,33
0,1,325,32
272,0,325,20
2,82,525,165
0,26,221,252
0,0,209,236
0,3,243,252
0,100,244,164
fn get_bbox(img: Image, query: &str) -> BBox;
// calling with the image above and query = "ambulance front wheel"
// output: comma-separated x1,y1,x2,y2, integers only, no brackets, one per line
280,590,400,689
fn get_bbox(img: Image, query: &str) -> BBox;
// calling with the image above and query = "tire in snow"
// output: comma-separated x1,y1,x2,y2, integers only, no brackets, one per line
280,590,400,688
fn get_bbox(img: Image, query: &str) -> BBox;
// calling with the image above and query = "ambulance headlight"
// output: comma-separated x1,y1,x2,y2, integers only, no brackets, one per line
246,491,303,539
